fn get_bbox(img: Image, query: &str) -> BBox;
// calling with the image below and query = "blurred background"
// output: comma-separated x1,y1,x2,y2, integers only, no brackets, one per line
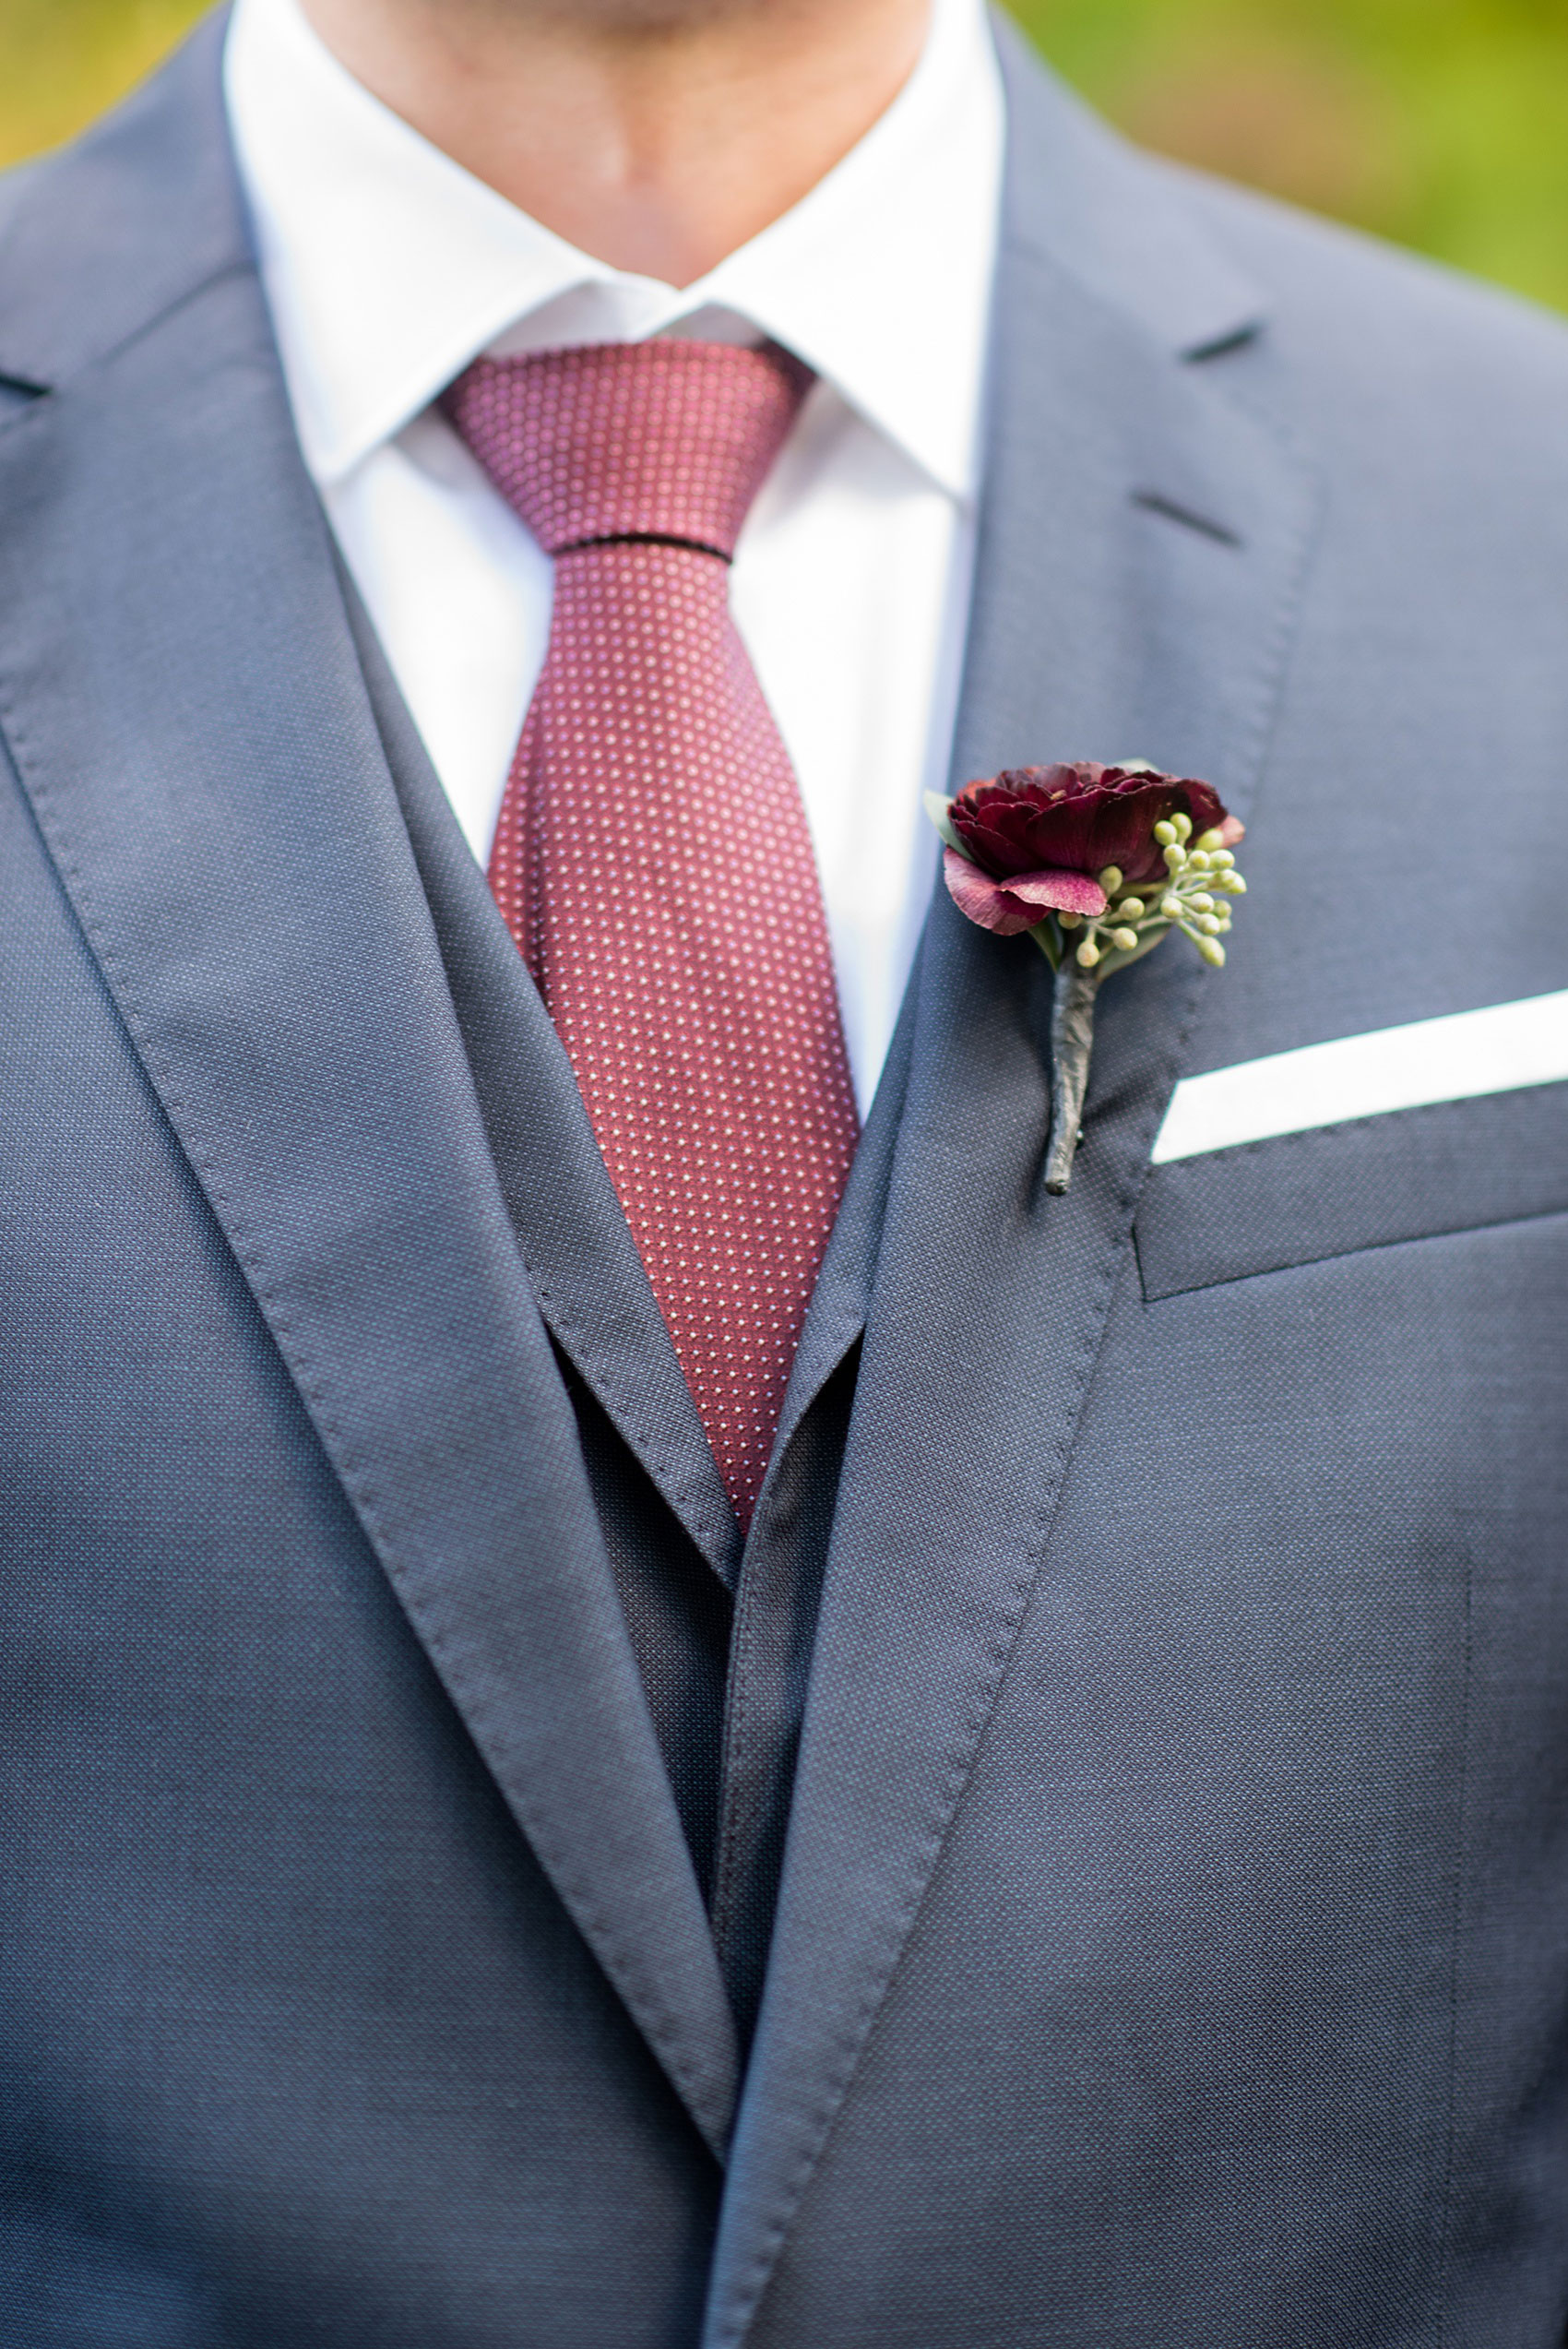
4,0,1568,313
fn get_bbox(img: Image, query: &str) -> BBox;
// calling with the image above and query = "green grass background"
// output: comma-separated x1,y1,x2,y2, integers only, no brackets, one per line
6,0,1568,313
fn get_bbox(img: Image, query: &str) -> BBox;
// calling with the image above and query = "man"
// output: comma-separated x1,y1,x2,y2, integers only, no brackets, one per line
2,0,1565,2336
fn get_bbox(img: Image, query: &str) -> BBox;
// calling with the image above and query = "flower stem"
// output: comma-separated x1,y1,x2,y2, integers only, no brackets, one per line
1045,959,1099,1195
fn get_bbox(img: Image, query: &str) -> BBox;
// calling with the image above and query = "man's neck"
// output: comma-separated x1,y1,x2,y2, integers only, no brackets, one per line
298,0,932,287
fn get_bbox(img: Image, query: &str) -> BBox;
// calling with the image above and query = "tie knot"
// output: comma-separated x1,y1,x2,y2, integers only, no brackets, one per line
443,339,814,562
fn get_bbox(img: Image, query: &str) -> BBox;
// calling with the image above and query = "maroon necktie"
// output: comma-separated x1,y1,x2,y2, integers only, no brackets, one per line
444,341,860,1527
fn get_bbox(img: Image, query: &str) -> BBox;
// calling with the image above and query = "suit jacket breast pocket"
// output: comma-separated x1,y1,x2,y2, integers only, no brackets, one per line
1134,1080,1568,1300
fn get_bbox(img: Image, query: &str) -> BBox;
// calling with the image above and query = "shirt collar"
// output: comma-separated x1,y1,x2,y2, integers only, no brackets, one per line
223,0,1003,500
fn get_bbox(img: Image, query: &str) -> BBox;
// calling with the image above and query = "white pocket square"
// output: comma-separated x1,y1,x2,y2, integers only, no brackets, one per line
1152,989,1568,1165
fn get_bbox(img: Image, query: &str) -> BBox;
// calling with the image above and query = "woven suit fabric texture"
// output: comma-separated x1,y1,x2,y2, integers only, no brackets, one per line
444,340,861,1525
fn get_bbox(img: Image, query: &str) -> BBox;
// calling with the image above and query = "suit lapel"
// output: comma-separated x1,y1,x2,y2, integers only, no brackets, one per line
0,25,738,2158
702,30,1324,2340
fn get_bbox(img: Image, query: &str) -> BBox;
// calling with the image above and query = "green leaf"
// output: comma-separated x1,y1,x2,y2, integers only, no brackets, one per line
1028,918,1063,972
923,791,967,856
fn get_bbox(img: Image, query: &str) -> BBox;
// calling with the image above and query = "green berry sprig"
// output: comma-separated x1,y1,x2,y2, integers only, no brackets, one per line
1056,812,1248,977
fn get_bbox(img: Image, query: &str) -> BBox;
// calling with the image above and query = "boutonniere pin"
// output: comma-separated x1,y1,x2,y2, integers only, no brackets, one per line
927,762,1247,1194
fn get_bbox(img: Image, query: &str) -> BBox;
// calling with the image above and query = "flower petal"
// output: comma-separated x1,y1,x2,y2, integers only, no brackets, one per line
943,849,1044,935
999,867,1110,917
943,851,1108,935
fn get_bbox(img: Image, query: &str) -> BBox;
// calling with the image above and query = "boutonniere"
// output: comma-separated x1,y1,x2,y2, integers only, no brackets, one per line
927,762,1248,1193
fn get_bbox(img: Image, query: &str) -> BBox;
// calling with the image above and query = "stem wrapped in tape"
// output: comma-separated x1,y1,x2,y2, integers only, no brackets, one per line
1045,959,1099,1194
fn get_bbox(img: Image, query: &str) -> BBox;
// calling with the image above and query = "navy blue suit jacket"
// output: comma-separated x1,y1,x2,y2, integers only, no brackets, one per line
3,14,1567,2344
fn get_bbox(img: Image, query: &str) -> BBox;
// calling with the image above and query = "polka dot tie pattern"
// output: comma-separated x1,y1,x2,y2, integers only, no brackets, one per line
443,341,861,1528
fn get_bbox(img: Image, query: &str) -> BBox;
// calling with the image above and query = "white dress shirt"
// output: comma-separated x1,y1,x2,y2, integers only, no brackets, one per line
224,0,1004,1110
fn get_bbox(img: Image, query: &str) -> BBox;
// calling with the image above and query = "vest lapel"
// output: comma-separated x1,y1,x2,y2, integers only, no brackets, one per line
0,26,738,2157
701,32,1324,2339
707,968,920,2034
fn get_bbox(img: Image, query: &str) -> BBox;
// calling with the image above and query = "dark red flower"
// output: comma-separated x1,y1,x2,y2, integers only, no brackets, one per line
948,762,1241,907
